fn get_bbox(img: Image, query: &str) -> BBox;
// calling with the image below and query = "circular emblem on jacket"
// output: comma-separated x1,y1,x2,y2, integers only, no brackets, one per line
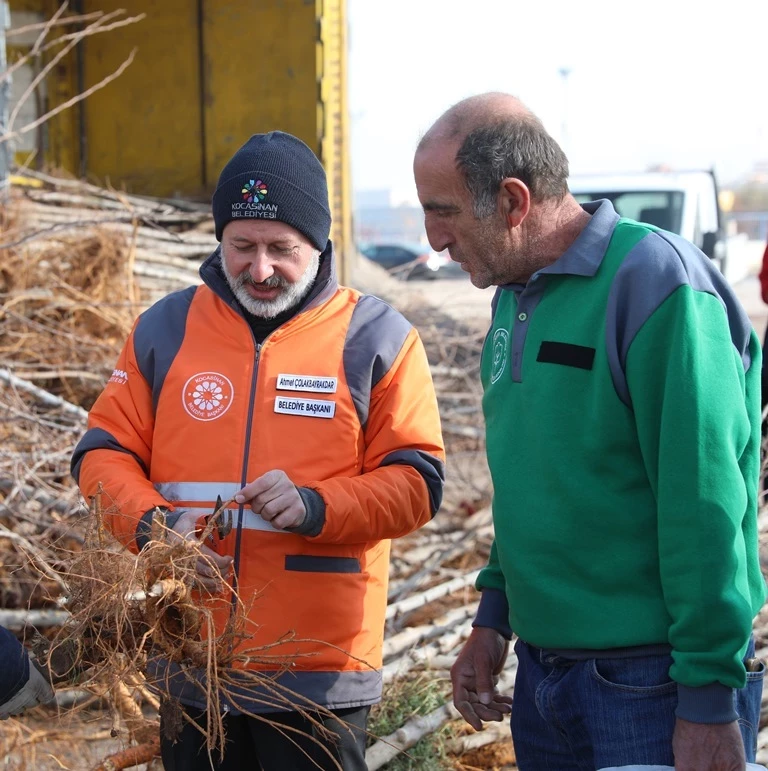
182,372,234,421
490,328,509,384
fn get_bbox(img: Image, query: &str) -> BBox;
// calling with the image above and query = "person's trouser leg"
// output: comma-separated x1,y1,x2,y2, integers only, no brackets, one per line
511,640,592,771
160,705,254,771
582,653,678,769
735,639,765,762
560,643,763,769
247,705,370,771
513,641,679,769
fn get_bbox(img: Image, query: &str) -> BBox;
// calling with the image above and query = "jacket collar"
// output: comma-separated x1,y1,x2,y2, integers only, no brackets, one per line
498,199,620,295
536,199,620,279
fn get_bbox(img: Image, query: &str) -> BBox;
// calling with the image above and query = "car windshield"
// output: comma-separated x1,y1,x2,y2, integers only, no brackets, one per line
572,190,685,235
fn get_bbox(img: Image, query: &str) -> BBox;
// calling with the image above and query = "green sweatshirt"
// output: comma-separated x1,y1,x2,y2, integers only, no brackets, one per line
476,200,765,721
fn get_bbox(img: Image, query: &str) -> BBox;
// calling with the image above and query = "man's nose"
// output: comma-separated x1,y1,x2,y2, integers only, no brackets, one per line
248,253,275,284
425,222,451,253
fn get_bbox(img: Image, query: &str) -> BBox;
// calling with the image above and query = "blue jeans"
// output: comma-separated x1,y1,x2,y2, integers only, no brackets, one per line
511,639,764,771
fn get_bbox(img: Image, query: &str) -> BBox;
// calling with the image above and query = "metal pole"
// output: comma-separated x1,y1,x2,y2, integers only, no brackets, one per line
0,0,11,201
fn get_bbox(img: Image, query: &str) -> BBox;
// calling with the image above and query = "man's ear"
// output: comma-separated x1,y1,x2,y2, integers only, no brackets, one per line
500,178,531,228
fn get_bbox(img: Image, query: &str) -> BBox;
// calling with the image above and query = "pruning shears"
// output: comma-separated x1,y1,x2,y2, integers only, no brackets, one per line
195,495,233,549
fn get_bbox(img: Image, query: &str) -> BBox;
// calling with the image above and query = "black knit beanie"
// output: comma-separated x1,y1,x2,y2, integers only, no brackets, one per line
211,131,331,251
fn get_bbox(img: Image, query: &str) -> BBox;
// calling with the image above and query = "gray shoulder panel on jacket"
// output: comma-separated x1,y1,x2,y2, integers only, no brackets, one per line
134,286,197,413
70,427,149,482
606,230,752,407
344,295,413,427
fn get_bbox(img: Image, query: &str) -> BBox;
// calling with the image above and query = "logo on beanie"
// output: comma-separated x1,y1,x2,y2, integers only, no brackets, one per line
231,177,278,221
241,179,268,203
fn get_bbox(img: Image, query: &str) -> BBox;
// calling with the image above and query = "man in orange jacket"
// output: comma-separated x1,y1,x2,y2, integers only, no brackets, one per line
71,131,445,771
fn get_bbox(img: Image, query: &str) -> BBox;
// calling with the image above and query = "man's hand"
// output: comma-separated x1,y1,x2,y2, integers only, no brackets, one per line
0,655,55,719
168,510,233,593
235,470,306,530
673,718,746,771
451,627,513,731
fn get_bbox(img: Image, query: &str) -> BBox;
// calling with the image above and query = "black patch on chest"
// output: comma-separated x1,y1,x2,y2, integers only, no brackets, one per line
537,341,596,370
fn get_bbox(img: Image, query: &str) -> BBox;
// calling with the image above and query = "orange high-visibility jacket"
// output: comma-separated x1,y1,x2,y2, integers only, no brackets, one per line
71,246,445,712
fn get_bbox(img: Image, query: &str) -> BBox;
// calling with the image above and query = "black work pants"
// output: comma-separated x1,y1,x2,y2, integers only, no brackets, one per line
160,704,370,771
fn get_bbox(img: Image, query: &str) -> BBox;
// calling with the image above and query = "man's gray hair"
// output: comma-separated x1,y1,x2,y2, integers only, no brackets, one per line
456,116,569,218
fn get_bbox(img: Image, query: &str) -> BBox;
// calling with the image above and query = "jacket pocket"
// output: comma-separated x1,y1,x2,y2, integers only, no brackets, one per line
284,555,361,573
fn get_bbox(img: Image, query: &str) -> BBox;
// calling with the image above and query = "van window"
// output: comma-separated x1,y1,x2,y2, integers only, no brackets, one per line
573,191,685,235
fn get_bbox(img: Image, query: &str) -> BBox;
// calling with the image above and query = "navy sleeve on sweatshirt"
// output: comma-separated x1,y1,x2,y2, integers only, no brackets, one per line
0,626,29,704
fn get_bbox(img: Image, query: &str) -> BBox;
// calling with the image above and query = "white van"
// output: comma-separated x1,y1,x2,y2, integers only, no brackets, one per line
568,170,727,275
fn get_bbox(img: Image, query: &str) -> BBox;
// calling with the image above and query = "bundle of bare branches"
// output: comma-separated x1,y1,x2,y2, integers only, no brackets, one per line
38,491,350,767
0,367,85,616
0,221,137,409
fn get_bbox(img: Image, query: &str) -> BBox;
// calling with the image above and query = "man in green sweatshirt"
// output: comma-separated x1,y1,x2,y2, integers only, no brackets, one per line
413,92,765,771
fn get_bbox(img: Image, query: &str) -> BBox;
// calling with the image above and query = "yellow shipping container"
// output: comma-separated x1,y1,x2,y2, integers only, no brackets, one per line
7,0,352,280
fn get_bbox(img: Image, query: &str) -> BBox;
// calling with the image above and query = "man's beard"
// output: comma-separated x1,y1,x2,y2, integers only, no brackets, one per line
459,220,538,288
220,251,320,319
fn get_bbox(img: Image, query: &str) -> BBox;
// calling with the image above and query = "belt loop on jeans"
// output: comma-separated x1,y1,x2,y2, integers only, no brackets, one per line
538,647,557,665
521,641,552,665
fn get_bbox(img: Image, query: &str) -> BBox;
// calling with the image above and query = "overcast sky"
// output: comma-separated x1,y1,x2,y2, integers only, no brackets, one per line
348,0,768,203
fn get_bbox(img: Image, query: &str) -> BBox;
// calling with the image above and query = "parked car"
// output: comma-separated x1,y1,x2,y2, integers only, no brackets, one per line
358,242,461,280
